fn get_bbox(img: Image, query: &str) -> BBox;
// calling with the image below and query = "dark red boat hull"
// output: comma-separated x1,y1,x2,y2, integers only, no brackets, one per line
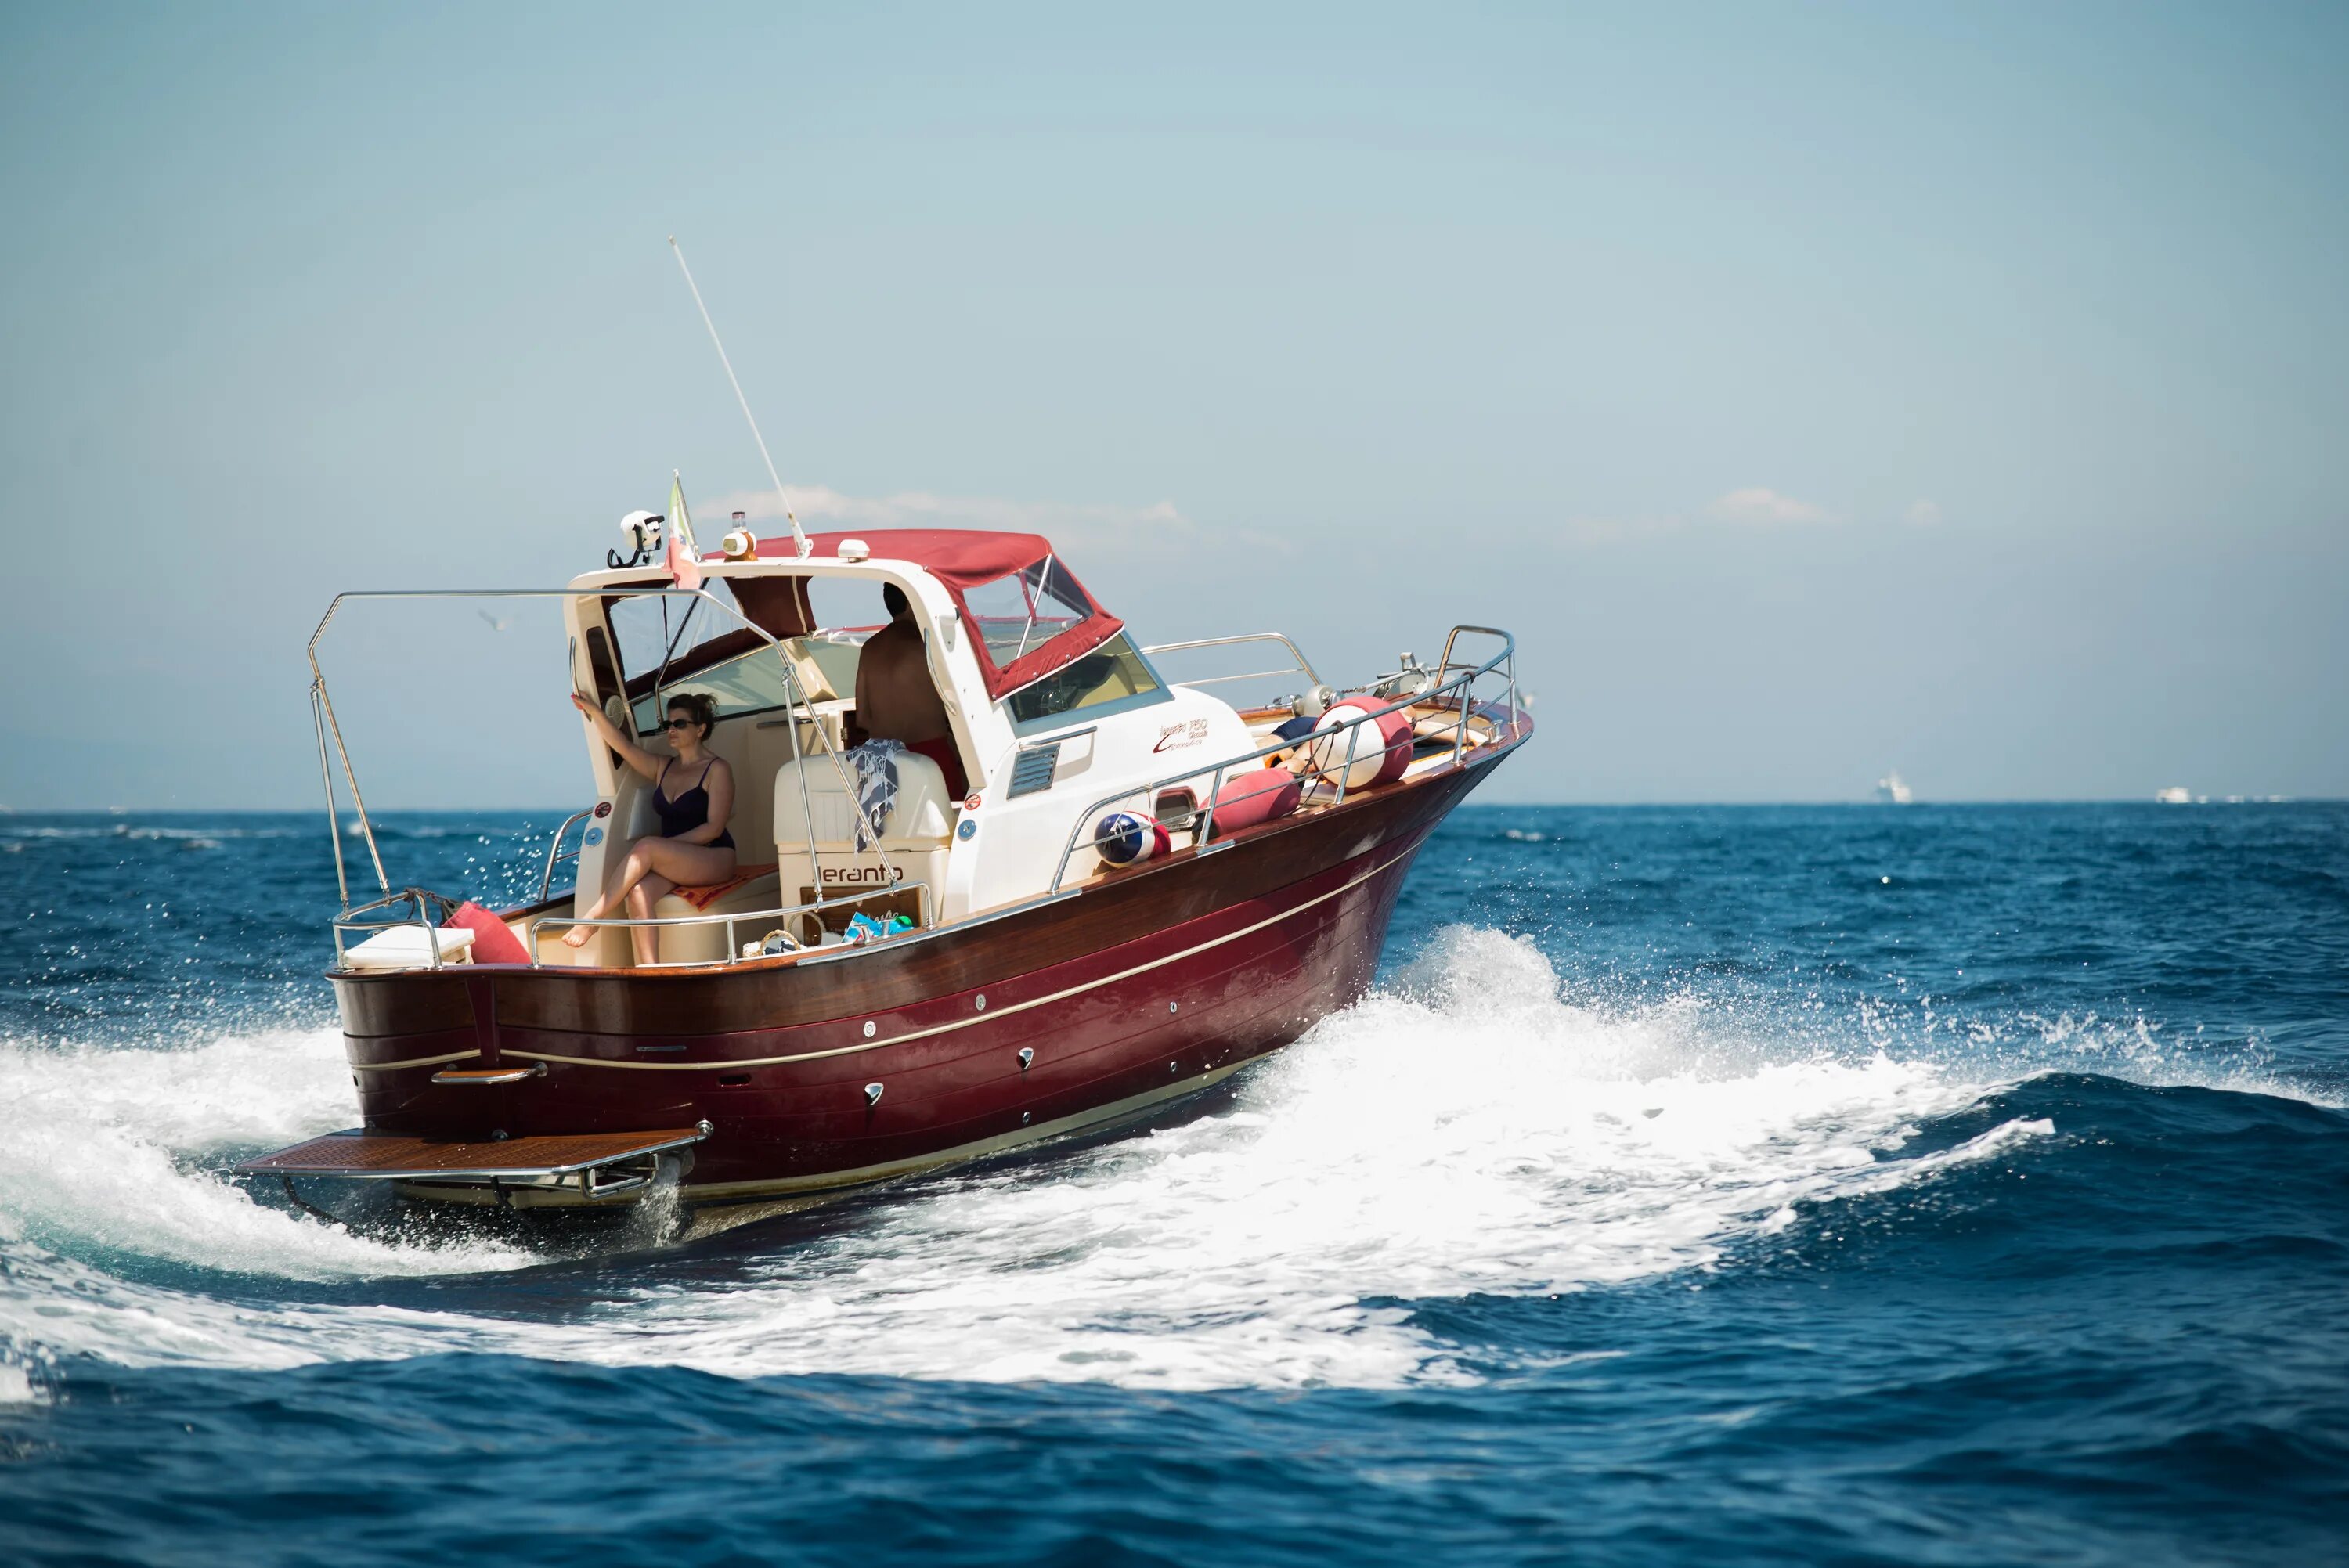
331,724,1523,1202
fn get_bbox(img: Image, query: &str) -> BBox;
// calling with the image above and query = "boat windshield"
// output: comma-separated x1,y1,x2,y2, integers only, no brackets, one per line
1009,633,1169,733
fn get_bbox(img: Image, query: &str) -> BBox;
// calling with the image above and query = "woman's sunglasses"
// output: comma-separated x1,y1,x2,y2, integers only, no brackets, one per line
662,716,700,730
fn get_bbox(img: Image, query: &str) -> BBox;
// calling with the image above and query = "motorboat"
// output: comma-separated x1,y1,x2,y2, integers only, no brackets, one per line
239,518,1528,1226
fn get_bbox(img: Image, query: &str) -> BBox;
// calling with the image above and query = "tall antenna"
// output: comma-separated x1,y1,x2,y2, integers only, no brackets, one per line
668,235,810,558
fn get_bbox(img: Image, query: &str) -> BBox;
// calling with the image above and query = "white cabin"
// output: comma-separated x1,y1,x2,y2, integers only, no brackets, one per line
549,528,1261,965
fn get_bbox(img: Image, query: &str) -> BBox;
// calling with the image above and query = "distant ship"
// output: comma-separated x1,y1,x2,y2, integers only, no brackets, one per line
2154,786,2192,805
1875,771,1914,805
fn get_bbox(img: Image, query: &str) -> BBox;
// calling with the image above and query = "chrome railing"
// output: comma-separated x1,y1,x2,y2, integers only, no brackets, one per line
328,877,933,974
330,886,467,970
1139,633,1322,695
539,808,594,903
1434,625,1518,765
521,881,929,970
1048,624,1518,892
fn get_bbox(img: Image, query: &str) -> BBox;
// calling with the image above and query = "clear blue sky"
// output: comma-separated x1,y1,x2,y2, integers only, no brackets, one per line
3,2,2343,808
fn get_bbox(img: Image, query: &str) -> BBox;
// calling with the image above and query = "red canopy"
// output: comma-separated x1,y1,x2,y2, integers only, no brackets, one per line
742,528,1124,701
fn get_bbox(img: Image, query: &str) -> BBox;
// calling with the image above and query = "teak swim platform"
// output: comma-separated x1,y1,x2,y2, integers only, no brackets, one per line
240,522,1529,1219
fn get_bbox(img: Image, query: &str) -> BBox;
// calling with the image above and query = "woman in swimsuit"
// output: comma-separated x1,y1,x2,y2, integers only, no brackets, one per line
563,690,736,963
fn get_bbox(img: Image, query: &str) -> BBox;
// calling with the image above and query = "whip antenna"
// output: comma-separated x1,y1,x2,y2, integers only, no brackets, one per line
668,235,810,558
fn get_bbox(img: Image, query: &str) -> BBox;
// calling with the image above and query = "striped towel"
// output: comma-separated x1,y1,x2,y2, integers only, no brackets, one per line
847,740,907,848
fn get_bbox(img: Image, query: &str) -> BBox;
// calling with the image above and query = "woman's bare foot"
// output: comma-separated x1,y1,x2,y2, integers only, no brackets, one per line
561,924,597,948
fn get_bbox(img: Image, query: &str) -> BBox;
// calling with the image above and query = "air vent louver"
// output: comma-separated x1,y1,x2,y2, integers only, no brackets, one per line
1009,744,1059,798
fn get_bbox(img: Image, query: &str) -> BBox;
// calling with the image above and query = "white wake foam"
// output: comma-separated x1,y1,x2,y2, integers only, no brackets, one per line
0,1026,529,1280
0,930,2066,1390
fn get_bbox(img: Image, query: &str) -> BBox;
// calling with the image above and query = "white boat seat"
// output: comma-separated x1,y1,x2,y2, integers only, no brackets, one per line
772,750,953,933
342,924,474,971
649,870,782,966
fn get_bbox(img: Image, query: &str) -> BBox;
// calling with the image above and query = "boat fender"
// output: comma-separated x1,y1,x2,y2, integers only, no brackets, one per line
1304,700,1413,788
1093,810,1171,870
1207,770,1303,837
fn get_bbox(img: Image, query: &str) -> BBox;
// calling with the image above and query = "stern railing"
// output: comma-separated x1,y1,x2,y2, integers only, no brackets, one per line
309,585,896,971
539,808,594,903
330,886,467,970
521,881,931,970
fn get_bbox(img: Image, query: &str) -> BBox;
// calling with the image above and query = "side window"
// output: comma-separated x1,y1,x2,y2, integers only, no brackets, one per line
960,557,1092,669
1008,635,1169,732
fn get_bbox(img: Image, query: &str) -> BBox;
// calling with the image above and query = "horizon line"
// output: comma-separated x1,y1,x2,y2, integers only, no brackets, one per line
4,798,2340,816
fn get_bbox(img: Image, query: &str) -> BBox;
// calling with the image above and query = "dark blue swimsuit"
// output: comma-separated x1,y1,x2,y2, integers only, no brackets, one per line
655,760,734,851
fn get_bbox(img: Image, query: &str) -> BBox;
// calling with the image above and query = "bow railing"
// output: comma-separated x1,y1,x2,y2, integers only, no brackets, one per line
1047,624,1517,893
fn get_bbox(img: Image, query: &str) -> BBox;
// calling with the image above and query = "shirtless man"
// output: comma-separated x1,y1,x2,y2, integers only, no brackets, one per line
853,584,967,796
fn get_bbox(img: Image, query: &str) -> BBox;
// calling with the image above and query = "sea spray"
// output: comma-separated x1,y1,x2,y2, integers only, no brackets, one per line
4,926,2056,1391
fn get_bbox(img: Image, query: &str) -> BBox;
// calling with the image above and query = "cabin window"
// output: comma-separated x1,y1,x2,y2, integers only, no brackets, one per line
1008,634,1170,733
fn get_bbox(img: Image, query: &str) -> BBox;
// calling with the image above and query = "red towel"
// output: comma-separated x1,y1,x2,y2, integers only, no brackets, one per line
673,863,777,911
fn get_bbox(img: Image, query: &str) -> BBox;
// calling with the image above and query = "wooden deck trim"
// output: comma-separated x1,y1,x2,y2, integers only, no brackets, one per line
233,1126,705,1180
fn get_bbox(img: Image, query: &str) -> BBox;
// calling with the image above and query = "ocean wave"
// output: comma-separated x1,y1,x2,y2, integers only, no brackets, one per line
348,821,529,842
0,1028,531,1286
0,823,297,846
1,926,2335,1394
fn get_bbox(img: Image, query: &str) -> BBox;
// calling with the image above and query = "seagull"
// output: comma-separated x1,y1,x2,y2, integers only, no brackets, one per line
478,611,514,633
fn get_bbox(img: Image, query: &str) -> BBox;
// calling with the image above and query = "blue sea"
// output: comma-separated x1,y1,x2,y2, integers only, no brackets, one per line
3,803,2346,1566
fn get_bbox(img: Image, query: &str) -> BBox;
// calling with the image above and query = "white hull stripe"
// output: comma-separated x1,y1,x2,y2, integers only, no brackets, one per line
350,1049,488,1075
498,844,1420,1072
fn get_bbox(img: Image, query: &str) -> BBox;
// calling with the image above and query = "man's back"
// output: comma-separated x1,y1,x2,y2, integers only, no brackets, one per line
855,617,951,744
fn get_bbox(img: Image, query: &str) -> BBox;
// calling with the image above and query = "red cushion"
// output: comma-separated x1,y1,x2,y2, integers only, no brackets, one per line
1323,700,1414,783
445,901,531,965
1210,769,1304,834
